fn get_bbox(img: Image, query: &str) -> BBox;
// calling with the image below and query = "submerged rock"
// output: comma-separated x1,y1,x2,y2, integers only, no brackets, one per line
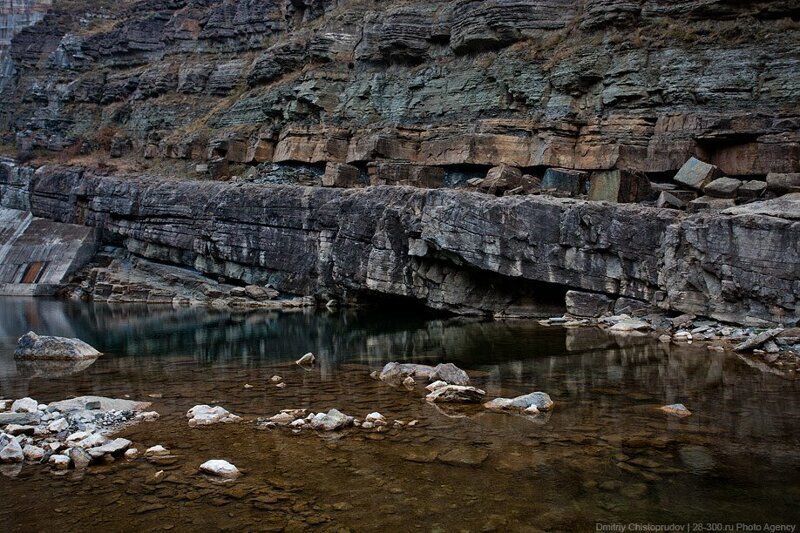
309,409,353,431
87,438,131,459
296,352,316,366
14,332,101,361
484,392,554,412
659,404,692,417
186,405,242,427
48,454,71,470
200,459,240,479
425,385,486,403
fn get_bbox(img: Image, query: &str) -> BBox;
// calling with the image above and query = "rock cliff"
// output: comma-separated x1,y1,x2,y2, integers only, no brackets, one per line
1,162,797,326
0,0,798,183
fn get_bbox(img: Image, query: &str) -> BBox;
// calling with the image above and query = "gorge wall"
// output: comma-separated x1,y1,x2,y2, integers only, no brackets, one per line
0,0,798,182
1,161,798,326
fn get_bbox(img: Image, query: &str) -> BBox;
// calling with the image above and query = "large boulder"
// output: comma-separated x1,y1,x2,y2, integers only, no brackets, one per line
673,157,721,191
379,362,438,385
565,290,613,318
432,363,470,385
484,392,554,412
14,332,101,361
766,173,800,194
703,177,742,198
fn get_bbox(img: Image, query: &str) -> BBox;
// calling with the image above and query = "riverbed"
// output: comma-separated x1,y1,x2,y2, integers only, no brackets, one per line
1,298,799,531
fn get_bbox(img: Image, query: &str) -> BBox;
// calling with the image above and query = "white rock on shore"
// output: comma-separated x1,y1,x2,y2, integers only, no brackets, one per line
200,459,240,479
425,385,486,403
296,352,316,366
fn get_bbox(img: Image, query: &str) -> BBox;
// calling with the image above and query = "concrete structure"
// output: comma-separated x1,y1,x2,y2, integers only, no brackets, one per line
0,207,97,295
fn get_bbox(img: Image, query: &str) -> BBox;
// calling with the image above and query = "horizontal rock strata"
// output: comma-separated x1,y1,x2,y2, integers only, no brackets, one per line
2,164,797,325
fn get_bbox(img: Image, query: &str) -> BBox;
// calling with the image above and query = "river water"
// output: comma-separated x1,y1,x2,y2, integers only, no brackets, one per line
1,298,798,531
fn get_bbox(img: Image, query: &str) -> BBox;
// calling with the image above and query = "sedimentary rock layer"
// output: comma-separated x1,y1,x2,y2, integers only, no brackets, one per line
2,163,797,325
1,0,798,179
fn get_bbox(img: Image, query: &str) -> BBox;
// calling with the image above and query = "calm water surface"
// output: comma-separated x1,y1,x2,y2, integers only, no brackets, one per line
1,298,799,532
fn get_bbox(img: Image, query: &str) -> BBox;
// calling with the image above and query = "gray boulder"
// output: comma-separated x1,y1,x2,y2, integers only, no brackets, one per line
565,290,613,318
703,177,742,198
200,459,240,479
379,362,437,385
87,438,132,459
425,385,486,403
433,363,470,385
766,172,800,193
484,392,554,412
734,328,784,352
14,332,101,361
673,157,720,190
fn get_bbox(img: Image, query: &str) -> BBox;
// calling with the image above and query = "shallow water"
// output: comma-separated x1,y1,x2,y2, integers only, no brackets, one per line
1,298,799,532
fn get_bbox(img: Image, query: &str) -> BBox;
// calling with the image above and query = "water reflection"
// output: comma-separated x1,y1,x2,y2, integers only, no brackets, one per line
1,298,799,529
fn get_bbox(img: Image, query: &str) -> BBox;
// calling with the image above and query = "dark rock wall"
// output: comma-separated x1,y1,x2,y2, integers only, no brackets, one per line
2,162,797,325
0,0,798,177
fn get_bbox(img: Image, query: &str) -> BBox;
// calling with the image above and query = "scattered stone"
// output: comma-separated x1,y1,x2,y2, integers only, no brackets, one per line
703,177,741,198
48,454,71,470
732,181,766,202
656,191,686,209
0,412,40,425
48,418,69,433
673,157,720,191
5,424,35,436
270,375,283,383
660,404,692,417
243,384,254,389
11,397,38,413
0,438,24,463
124,448,139,459
766,172,800,194
484,392,554,412
76,433,108,449
296,352,316,366
275,382,287,389
145,445,170,457
186,405,242,427
68,447,92,469
22,444,45,461
200,459,241,479
134,411,160,422
425,385,486,403
87,438,132,459
309,409,354,431
14,332,102,361
47,396,151,413
425,380,448,392
609,320,650,332
402,376,416,389
365,412,386,426
735,328,784,352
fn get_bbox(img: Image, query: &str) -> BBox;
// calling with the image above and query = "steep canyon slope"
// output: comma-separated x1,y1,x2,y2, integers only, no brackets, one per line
0,0,798,180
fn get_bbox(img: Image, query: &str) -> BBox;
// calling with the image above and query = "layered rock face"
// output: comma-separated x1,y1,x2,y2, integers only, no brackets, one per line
0,0,51,91
2,163,797,325
0,0,798,181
